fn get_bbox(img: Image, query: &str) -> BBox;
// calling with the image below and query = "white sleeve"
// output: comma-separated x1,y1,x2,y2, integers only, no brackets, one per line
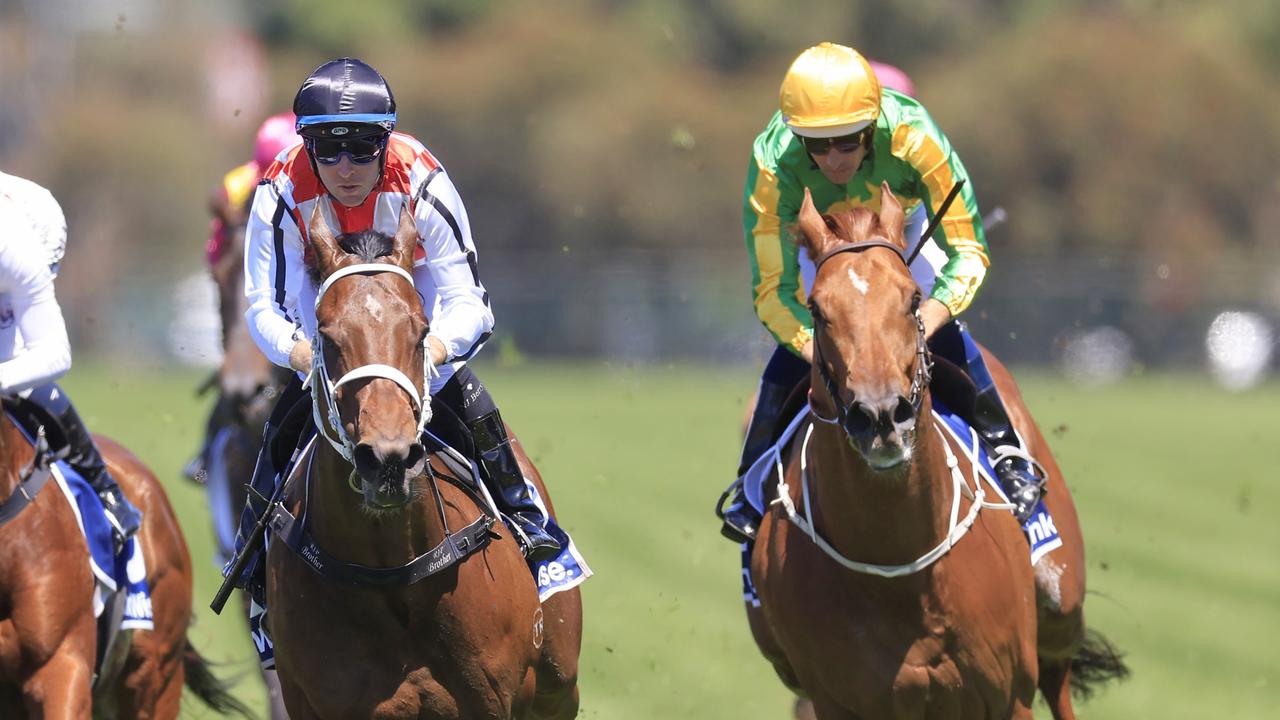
416,170,494,362
244,182,306,369
0,239,71,393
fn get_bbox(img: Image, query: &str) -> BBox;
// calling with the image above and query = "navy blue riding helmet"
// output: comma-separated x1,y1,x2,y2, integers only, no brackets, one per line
294,58,398,166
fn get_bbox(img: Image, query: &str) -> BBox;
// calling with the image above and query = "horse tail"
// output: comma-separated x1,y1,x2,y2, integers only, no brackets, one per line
182,636,255,718
1069,628,1131,700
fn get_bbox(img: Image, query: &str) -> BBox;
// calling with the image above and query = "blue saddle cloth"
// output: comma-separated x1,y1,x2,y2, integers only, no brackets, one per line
738,400,1062,606
9,419,153,629
55,463,155,630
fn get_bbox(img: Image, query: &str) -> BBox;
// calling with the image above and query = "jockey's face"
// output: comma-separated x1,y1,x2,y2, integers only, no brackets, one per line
316,154,380,207
809,141,868,186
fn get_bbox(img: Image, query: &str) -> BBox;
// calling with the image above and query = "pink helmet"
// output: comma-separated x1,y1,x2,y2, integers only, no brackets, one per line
254,112,300,170
868,61,915,97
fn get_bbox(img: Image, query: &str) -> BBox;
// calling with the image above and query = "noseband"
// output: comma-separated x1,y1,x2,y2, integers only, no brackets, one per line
808,240,932,435
309,262,435,463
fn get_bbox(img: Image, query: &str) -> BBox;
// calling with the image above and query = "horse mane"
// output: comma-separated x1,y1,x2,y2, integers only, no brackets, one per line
306,229,395,285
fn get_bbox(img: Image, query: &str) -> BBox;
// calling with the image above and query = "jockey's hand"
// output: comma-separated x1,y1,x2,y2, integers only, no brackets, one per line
920,298,953,339
426,336,448,367
289,339,313,375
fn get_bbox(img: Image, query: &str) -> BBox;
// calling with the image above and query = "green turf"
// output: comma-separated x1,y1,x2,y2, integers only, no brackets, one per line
59,361,1279,719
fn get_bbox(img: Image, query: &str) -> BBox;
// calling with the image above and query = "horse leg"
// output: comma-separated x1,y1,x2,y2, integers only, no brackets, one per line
1037,660,1076,720
23,650,94,720
100,444,194,719
510,445,582,720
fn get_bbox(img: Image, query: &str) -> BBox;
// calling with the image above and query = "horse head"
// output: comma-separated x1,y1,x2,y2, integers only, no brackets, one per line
796,184,931,470
212,223,283,427
307,201,430,510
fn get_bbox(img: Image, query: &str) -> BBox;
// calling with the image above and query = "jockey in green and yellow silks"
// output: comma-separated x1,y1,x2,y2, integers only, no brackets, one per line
718,43,1046,543
744,91,989,354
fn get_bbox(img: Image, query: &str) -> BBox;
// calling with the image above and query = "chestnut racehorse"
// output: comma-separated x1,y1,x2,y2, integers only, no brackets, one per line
748,187,1126,719
205,206,292,719
264,204,581,719
0,402,248,717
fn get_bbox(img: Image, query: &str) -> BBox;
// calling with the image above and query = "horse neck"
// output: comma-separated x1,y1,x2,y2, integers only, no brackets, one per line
0,416,18,499
307,443,446,567
806,402,954,564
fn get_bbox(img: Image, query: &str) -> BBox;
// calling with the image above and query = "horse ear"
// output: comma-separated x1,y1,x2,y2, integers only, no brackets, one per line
796,187,834,256
391,203,419,271
308,199,343,274
879,181,906,249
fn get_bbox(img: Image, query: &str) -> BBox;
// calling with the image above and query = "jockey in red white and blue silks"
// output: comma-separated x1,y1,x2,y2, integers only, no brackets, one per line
227,58,561,611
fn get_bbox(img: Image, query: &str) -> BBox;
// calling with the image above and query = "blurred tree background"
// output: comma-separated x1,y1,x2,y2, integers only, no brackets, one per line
1,0,1278,374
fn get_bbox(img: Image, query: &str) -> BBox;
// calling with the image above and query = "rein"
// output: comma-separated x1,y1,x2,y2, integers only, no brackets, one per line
307,262,437,463
0,425,54,527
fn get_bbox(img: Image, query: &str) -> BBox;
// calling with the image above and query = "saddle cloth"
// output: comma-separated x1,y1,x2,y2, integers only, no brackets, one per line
738,398,1062,606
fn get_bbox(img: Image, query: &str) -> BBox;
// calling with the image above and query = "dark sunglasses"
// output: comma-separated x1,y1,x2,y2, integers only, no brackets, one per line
306,135,388,166
799,128,871,156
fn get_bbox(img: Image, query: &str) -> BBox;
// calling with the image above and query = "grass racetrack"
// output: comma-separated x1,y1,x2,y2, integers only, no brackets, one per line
62,360,1278,719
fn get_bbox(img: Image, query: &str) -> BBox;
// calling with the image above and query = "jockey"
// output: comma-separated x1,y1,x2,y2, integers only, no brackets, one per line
184,112,300,484
718,42,1046,543
0,171,142,543
227,58,561,601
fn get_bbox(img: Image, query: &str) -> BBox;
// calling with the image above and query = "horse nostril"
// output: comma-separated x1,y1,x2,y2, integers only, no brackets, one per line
353,444,380,476
845,401,875,436
892,396,915,425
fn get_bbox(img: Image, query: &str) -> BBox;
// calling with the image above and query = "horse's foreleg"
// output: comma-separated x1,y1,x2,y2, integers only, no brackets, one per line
23,650,93,720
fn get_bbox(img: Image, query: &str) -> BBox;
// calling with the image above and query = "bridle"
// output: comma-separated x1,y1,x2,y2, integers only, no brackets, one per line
807,239,932,436
308,262,435,463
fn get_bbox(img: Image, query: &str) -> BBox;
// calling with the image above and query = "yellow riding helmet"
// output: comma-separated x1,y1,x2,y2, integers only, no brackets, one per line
779,42,882,138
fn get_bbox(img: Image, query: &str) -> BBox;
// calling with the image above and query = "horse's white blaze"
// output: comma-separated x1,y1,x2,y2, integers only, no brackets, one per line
363,293,384,322
847,268,870,295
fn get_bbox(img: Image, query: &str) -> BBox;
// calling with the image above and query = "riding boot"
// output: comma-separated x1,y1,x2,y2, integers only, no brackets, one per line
226,440,279,607
53,398,143,543
466,409,562,563
941,322,1047,525
718,380,793,543
224,377,309,607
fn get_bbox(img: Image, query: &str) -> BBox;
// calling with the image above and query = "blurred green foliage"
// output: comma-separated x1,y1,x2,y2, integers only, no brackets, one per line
2,0,1278,359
